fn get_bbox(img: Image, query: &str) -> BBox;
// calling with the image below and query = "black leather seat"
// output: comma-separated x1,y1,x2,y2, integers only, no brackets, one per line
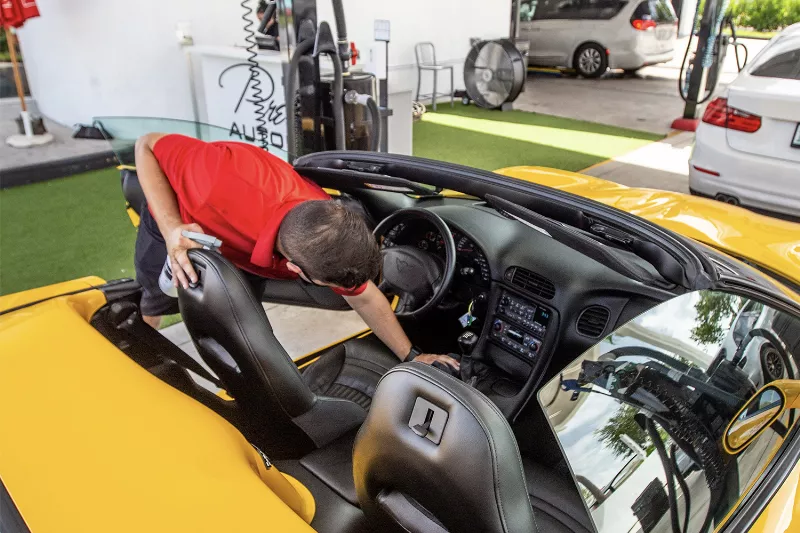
178,249,398,456
523,459,594,533
301,335,399,411
353,363,537,533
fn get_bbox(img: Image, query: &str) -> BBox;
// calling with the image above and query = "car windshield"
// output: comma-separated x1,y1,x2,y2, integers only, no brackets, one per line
539,290,800,533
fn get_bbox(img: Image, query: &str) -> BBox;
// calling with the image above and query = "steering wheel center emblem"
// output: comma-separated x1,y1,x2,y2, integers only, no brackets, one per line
396,258,411,273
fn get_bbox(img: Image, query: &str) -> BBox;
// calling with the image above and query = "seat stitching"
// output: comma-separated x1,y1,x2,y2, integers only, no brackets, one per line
326,383,371,409
380,364,536,533
344,355,397,373
343,343,398,371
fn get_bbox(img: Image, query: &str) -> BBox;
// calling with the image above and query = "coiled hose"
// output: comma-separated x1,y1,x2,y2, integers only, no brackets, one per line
241,0,268,146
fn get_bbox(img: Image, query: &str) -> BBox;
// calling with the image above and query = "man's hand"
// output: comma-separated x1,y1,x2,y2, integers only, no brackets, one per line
415,354,460,370
165,223,204,288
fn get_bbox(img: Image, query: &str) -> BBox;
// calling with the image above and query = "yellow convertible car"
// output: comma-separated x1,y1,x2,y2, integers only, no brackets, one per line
2,129,800,533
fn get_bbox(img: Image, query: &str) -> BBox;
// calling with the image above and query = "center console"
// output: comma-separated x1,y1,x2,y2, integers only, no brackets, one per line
490,290,552,364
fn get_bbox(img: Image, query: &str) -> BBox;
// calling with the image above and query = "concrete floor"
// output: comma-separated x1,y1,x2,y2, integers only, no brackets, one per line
162,301,366,368
582,130,695,193
515,37,767,135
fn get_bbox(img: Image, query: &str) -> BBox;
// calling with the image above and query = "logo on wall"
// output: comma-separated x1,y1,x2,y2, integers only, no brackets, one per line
217,63,286,152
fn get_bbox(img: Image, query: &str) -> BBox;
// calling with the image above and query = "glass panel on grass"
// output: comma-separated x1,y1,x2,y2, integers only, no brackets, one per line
93,116,291,166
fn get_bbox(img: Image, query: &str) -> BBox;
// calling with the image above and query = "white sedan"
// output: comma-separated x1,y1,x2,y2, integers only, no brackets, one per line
689,23,800,218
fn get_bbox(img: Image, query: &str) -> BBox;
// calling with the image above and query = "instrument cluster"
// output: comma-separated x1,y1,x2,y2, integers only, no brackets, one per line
382,222,490,287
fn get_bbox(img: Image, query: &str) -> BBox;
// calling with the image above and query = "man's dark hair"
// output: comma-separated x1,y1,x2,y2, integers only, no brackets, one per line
257,0,268,15
279,200,381,289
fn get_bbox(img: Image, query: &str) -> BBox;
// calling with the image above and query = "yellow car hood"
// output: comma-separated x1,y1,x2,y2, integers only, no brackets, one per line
496,166,800,287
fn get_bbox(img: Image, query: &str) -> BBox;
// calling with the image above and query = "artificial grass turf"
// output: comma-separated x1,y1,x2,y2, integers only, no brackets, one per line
412,102,662,172
0,167,137,296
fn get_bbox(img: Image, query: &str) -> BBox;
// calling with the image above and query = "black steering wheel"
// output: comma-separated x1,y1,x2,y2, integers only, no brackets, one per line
373,208,457,319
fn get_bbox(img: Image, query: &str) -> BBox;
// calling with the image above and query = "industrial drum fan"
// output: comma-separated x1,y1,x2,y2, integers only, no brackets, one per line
463,39,525,110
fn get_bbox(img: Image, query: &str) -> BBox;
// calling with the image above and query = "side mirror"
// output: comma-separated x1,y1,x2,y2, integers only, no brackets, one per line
724,380,800,455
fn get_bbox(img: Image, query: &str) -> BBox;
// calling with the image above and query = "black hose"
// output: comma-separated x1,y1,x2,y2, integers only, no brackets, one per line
366,95,381,152
330,57,346,150
670,445,692,533
646,419,682,533
331,0,349,71
733,41,748,71
677,34,695,102
285,38,315,162
257,2,276,34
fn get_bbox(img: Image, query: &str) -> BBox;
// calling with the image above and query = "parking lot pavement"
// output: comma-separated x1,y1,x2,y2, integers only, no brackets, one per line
581,130,694,193
516,37,767,136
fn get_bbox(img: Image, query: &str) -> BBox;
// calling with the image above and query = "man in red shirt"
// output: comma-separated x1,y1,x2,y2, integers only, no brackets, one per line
134,133,458,370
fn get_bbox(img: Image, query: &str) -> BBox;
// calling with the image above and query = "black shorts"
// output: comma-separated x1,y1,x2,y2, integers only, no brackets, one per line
134,207,268,316
134,207,180,317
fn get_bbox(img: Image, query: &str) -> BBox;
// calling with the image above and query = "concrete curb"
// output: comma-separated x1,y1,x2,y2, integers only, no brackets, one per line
0,150,119,189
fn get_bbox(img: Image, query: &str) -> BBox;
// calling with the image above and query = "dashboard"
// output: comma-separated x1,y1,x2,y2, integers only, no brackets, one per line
382,221,491,288
372,202,670,419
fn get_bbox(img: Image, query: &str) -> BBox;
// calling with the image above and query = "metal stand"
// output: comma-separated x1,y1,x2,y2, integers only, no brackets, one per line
379,42,389,152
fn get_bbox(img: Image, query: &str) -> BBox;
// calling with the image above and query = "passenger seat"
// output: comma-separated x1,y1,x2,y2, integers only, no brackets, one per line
523,458,594,533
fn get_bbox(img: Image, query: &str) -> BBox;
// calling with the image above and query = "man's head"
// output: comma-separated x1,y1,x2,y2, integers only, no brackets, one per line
278,200,381,290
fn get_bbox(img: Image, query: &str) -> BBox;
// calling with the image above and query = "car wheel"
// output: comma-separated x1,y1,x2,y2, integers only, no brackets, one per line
761,344,786,382
575,44,608,78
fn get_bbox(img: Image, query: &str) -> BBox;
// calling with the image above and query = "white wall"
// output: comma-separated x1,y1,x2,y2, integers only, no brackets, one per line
18,0,511,127
317,0,512,98
17,0,252,126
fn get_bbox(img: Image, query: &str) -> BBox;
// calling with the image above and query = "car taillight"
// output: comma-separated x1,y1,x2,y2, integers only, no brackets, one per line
631,19,657,30
702,97,761,133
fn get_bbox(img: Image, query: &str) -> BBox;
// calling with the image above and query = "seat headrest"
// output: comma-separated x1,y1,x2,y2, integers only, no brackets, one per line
353,363,536,533
179,249,269,345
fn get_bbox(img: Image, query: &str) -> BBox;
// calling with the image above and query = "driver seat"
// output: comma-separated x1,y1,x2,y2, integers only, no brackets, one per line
178,249,399,457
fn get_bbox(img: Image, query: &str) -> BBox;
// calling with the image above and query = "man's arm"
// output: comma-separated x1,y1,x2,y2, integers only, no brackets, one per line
134,133,203,289
344,281,459,369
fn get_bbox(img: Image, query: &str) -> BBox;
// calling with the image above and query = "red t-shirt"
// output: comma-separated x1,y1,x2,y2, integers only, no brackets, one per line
152,134,367,296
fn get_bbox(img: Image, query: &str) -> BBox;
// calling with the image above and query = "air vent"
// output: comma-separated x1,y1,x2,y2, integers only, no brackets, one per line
507,267,555,300
577,306,610,338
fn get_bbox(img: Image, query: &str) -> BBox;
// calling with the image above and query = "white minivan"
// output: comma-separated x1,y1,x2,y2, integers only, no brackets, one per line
519,0,678,78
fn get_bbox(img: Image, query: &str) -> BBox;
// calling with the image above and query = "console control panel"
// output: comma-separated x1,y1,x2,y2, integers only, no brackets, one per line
490,290,552,362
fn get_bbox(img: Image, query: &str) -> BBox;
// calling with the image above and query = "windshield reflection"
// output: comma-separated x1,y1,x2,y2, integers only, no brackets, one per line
539,291,798,533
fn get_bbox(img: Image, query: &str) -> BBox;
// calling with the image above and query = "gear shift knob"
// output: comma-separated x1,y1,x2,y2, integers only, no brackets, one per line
458,331,478,356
